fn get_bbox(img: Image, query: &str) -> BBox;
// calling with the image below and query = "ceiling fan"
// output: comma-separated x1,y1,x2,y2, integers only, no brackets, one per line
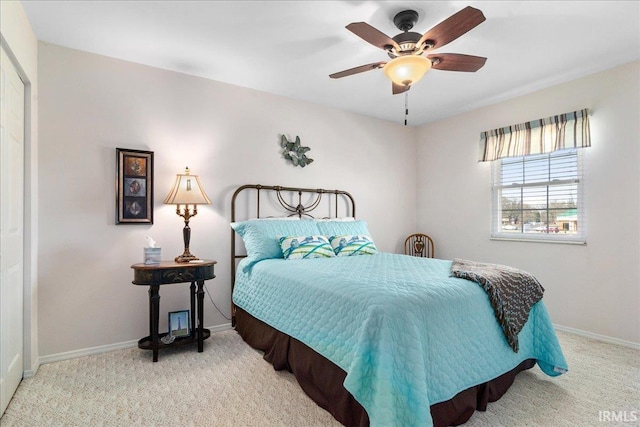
330,6,487,95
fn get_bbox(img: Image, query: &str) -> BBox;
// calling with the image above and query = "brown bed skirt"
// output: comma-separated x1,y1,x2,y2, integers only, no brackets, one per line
235,307,535,427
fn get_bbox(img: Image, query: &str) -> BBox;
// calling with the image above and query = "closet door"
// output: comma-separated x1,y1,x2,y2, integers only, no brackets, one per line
0,45,25,416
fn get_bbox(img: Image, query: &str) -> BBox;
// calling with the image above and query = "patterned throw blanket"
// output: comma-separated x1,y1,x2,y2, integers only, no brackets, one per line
451,258,545,352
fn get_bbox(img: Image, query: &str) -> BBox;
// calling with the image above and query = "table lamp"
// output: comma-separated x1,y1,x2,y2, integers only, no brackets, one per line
163,167,211,262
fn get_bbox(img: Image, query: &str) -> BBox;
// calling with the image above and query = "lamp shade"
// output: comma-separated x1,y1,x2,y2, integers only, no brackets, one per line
163,167,211,205
383,55,432,86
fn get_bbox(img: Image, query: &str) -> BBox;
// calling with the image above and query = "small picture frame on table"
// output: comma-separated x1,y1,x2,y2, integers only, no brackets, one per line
168,310,190,338
116,148,153,224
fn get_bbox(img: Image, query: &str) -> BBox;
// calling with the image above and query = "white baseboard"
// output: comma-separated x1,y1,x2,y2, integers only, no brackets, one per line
31,322,638,371
23,357,40,378
37,323,233,366
554,324,640,350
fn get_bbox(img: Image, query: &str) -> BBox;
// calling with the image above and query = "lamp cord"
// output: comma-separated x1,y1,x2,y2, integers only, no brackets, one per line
203,283,231,321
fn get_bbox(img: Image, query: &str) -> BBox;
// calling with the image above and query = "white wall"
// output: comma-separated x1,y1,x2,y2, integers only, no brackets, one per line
31,34,640,358
416,61,640,345
0,0,39,374
37,43,418,357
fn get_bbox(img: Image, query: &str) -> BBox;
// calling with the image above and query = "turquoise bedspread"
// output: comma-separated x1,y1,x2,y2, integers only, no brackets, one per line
233,253,568,427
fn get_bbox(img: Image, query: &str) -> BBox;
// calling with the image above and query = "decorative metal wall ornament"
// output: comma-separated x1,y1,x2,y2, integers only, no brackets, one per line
281,135,313,167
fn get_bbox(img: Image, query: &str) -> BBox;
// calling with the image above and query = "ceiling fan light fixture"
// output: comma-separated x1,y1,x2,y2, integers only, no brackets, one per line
383,55,432,86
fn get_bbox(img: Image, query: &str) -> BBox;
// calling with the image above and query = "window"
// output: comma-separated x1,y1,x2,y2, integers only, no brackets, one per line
480,109,590,243
491,148,585,243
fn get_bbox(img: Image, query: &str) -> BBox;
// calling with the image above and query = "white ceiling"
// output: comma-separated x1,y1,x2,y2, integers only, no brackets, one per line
21,1,640,126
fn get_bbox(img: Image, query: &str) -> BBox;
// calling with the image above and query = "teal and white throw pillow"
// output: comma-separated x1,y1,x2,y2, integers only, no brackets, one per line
329,235,378,257
279,235,336,260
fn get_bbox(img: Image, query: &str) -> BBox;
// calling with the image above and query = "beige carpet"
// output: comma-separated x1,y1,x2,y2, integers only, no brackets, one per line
1,330,638,426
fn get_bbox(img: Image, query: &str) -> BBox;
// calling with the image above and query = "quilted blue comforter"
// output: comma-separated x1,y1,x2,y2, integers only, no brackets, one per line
233,253,568,427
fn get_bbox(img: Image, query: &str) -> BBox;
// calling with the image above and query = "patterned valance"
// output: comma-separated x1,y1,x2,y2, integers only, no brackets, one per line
479,109,591,162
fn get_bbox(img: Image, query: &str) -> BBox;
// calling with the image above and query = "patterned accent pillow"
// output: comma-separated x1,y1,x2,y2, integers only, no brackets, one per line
329,235,378,257
279,235,335,260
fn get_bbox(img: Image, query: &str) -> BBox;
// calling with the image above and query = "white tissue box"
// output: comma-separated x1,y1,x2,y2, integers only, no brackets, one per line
144,247,161,265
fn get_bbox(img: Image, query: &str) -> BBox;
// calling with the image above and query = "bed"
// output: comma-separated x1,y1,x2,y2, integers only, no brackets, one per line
230,184,568,427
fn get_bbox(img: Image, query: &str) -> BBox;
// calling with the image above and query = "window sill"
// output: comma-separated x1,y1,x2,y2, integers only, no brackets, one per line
490,236,586,245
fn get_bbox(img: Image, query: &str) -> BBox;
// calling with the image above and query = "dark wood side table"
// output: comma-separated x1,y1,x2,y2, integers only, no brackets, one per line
131,260,216,362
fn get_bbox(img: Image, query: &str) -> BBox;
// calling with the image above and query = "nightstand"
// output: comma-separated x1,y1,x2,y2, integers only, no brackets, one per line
131,260,216,362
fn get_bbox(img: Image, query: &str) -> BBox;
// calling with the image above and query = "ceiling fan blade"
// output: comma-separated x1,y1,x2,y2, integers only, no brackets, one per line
428,53,487,72
392,83,410,95
417,6,486,51
329,61,387,79
346,22,401,52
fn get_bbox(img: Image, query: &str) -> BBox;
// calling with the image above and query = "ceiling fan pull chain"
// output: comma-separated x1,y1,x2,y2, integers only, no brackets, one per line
404,91,409,126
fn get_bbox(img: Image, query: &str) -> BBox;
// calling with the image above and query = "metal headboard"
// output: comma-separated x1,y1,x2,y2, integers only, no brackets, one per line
230,184,356,325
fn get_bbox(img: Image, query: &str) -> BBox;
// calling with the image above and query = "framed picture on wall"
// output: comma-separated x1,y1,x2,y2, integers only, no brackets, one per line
116,148,154,224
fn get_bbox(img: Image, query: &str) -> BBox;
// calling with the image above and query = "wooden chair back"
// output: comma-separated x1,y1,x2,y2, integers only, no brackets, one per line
404,233,435,258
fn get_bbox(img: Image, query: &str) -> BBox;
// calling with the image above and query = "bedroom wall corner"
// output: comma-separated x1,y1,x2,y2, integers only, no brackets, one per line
415,61,640,345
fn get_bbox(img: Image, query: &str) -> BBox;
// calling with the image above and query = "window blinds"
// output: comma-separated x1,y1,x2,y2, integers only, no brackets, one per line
491,149,585,242
479,109,591,162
